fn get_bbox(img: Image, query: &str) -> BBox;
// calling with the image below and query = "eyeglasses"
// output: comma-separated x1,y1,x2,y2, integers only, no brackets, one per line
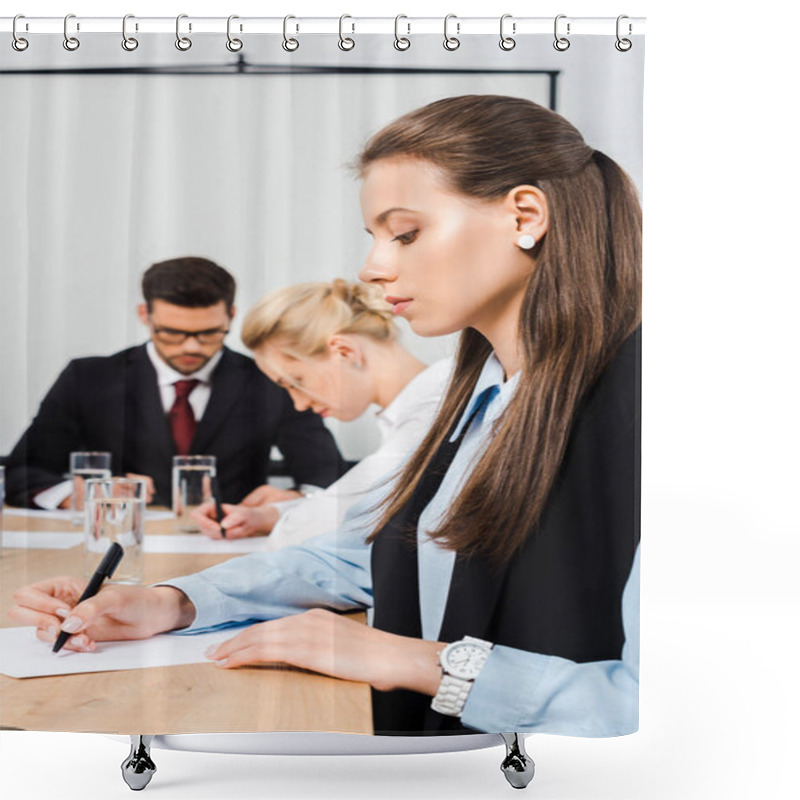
151,326,229,345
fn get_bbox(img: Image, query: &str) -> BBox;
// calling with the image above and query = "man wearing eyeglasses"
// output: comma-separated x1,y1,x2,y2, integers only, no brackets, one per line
3,257,345,509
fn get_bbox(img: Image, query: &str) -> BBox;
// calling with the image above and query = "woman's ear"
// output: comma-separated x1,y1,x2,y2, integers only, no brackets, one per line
505,185,549,244
327,334,364,368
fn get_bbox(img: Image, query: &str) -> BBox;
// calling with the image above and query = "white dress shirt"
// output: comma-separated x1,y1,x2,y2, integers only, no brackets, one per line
145,341,223,419
264,358,452,549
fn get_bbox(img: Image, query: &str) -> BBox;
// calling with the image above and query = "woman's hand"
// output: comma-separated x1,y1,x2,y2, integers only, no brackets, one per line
190,484,304,538
191,501,280,539
240,485,303,506
204,608,444,695
8,577,195,652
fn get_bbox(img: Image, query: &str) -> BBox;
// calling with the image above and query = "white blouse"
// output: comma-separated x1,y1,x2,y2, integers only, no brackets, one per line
263,359,453,550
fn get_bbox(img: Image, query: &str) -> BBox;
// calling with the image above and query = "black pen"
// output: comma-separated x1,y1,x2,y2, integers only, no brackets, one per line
211,475,227,538
53,542,124,653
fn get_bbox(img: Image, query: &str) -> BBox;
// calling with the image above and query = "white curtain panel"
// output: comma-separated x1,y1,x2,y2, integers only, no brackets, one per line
0,33,642,457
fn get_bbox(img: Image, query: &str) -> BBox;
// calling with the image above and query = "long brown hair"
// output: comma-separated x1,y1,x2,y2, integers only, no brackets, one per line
359,95,642,564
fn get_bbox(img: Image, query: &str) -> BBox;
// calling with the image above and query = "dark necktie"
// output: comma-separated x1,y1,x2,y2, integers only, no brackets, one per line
169,379,200,455
469,384,501,428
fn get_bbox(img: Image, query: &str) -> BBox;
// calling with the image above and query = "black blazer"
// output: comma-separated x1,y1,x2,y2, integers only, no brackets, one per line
4,344,344,507
371,328,641,735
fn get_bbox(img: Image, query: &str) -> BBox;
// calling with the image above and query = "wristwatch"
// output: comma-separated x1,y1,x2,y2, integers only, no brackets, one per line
431,635,494,717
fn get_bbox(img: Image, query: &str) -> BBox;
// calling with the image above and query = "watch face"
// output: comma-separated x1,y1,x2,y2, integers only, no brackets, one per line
442,642,490,680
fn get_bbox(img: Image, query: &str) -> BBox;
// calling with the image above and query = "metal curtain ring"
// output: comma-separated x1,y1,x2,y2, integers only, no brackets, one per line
615,15,632,51
226,15,243,52
122,14,139,51
553,14,571,51
394,15,410,50
175,14,192,50
443,14,460,51
283,15,299,52
338,14,355,51
12,14,29,51
499,14,516,51
63,13,80,51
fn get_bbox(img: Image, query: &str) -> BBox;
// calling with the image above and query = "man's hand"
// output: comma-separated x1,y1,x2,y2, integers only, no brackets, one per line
125,473,156,504
58,473,156,509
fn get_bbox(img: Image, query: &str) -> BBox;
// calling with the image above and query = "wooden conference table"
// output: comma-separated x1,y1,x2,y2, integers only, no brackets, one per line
0,510,372,735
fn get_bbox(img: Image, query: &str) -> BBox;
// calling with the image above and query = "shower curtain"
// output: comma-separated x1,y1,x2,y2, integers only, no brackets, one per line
0,11,644,779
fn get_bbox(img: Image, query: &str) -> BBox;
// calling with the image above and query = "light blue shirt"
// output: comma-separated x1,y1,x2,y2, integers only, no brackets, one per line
162,354,639,736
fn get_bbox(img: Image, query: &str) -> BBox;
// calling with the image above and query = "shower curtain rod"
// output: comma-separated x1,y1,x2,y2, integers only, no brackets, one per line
1,16,646,37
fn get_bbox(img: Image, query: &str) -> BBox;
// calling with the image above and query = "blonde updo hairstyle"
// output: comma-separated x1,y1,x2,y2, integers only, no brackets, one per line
241,279,397,360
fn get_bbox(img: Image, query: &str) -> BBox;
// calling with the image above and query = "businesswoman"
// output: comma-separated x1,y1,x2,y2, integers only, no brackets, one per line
192,279,451,542
10,95,642,737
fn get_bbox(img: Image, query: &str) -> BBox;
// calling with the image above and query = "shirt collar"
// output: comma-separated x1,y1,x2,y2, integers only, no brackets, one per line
377,359,451,432
449,353,520,442
146,341,223,387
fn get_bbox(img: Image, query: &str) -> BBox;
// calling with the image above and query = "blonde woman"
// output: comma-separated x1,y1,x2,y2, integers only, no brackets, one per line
192,279,451,544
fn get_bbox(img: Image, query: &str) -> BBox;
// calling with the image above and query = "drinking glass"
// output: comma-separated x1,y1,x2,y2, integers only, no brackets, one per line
0,465,5,557
84,478,145,584
70,451,112,525
172,455,216,532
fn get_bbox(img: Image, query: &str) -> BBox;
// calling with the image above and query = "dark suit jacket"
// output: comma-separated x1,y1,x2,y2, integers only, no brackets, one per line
4,344,344,507
370,328,641,735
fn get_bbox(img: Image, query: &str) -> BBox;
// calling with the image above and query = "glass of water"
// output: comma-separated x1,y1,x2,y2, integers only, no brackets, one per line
1,464,5,557
84,478,145,584
70,451,112,525
172,455,216,533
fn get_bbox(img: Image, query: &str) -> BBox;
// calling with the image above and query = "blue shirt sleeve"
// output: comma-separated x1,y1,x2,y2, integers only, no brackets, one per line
159,488,385,634
461,545,640,736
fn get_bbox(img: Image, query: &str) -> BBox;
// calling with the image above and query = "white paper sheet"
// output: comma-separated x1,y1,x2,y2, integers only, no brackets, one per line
144,535,275,554
0,626,237,678
2,508,175,521
1,531,84,550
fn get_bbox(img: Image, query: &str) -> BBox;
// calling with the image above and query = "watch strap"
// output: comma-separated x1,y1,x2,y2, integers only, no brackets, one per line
462,635,493,649
431,635,494,717
431,673,474,717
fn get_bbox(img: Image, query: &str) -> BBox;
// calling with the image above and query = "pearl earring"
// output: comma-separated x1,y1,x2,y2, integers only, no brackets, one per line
517,234,536,250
